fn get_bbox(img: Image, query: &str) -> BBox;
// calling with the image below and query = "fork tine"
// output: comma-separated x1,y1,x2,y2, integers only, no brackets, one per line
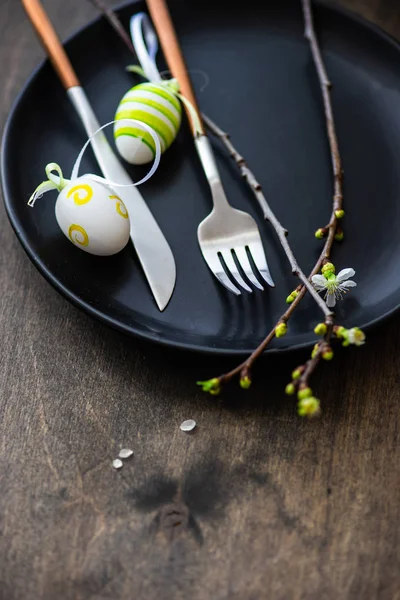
201,250,242,295
214,270,242,296
233,247,264,291
247,242,275,287
219,250,253,293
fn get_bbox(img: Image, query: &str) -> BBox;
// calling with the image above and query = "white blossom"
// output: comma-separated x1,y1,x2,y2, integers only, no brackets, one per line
346,327,365,346
312,268,356,307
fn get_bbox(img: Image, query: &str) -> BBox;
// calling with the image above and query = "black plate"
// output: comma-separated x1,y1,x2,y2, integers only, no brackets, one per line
2,0,400,356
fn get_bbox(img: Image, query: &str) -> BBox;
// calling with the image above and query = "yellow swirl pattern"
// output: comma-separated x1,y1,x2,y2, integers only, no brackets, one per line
68,224,89,247
109,195,128,219
67,184,93,205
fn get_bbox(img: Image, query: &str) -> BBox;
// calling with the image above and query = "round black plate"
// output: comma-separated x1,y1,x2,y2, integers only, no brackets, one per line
2,0,400,356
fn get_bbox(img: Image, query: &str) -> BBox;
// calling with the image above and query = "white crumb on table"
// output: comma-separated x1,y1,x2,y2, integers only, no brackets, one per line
119,448,134,459
180,419,196,432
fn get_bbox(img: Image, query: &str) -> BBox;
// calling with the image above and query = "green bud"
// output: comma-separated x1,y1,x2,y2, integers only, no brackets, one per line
292,367,303,380
315,228,326,239
285,383,295,396
286,290,299,304
334,325,346,339
334,229,344,242
298,387,313,400
240,375,252,389
209,388,221,396
275,322,287,338
314,323,327,336
196,377,221,395
322,262,335,277
311,343,320,359
298,397,321,418
322,347,334,361
335,209,345,219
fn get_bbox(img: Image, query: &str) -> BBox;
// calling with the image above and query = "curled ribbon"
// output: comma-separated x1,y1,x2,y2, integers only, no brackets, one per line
28,118,161,207
127,12,203,137
130,11,161,83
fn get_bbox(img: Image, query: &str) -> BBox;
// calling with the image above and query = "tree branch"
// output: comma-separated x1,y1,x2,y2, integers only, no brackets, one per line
88,0,136,54
202,0,345,388
302,0,343,217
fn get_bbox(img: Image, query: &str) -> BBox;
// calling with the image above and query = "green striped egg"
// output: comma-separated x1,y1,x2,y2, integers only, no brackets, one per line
114,82,182,165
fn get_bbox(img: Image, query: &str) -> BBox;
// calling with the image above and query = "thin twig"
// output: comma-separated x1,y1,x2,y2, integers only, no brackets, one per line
302,0,343,217
206,0,344,385
286,0,344,386
89,0,136,53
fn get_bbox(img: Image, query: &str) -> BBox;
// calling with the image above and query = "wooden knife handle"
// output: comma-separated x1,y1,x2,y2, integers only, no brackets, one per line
21,0,80,90
146,0,205,135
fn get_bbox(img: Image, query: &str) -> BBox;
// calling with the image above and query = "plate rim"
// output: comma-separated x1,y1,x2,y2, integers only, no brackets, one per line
1,0,400,357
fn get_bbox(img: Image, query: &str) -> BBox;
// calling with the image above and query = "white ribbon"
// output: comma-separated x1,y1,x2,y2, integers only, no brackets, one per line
28,118,161,206
130,12,210,92
70,118,161,184
130,12,162,82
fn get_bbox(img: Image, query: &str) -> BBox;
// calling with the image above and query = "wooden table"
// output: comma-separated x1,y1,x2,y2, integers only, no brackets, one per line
0,1,399,598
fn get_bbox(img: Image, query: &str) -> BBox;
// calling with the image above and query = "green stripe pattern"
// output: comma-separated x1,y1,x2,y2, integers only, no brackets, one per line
114,83,182,160
114,127,157,156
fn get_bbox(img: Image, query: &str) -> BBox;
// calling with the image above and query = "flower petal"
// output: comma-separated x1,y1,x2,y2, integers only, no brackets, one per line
312,275,327,288
339,280,357,289
337,268,355,282
326,293,336,307
347,328,365,346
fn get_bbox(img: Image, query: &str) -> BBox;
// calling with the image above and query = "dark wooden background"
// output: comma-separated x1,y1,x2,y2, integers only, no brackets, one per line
0,1,399,599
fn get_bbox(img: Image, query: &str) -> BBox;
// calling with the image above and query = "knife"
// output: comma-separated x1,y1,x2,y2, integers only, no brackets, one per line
21,0,176,312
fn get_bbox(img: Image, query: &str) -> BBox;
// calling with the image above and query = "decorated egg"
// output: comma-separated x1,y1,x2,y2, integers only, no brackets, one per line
114,82,182,165
55,176,131,256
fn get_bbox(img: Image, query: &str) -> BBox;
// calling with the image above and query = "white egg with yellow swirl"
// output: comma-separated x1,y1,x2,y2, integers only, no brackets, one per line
55,177,131,256
114,82,182,165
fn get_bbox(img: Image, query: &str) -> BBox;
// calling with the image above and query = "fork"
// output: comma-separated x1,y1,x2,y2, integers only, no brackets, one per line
146,0,275,295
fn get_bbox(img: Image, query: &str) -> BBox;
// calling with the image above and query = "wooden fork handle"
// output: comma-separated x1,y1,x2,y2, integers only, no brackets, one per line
21,0,79,90
146,0,205,135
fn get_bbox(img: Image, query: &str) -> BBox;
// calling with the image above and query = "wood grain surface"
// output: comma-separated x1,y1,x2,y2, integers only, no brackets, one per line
0,1,399,599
